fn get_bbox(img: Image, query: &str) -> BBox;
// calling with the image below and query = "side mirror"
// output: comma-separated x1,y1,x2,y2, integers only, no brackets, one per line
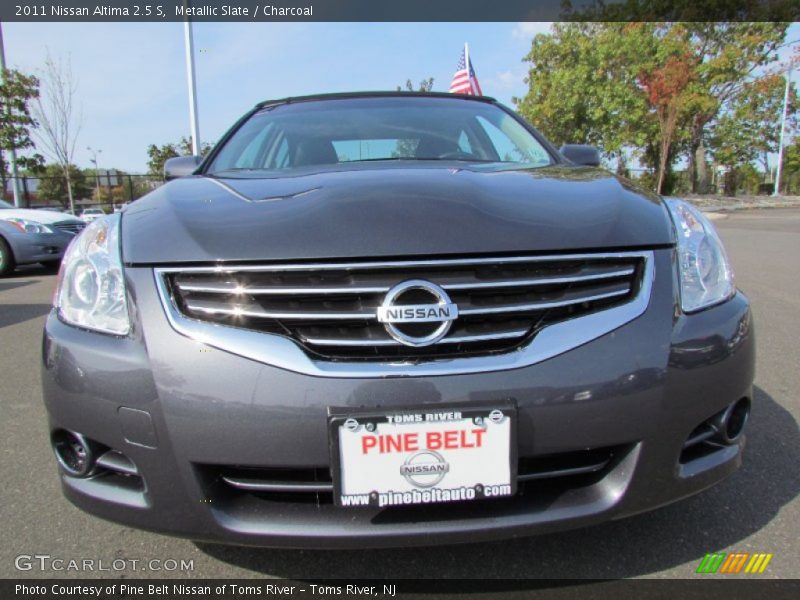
560,144,601,167
164,155,202,180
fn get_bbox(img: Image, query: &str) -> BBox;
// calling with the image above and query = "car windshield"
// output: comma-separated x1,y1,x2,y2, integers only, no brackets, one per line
0,200,13,209
208,96,554,174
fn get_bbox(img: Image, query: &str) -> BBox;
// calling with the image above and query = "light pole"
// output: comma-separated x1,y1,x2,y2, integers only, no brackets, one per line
183,3,201,156
0,22,23,207
774,67,793,197
87,146,102,204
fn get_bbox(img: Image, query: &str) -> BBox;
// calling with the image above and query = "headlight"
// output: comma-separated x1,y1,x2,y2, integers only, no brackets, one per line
3,218,54,234
55,214,130,335
665,198,735,313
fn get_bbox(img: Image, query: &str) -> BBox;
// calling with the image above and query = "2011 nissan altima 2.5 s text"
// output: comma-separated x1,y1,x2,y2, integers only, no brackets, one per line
42,92,754,548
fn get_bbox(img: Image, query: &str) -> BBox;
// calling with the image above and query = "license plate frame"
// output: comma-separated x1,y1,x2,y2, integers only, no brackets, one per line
328,399,517,508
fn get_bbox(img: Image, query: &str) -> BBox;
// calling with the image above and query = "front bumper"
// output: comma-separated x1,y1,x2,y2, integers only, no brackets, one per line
41,249,755,548
7,230,73,265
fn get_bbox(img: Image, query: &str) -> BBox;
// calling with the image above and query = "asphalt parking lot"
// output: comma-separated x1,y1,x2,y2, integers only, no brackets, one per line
1,208,798,580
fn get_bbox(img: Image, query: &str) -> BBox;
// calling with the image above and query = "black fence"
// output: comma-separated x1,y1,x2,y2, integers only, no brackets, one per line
1,173,165,213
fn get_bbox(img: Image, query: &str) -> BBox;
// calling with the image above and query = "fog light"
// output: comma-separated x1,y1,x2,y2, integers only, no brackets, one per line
710,398,751,445
51,430,99,477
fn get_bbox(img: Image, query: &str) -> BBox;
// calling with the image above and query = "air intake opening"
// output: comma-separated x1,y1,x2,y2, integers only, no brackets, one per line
680,398,751,465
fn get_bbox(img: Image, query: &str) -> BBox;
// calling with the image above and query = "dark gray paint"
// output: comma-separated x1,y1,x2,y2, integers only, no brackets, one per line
39,94,753,547
122,164,673,264
560,144,602,167
40,249,756,547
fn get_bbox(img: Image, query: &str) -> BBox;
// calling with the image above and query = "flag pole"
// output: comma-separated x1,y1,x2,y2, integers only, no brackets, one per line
464,42,470,90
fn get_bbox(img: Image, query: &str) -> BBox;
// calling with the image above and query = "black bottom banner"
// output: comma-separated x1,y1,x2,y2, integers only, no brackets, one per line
3,579,800,600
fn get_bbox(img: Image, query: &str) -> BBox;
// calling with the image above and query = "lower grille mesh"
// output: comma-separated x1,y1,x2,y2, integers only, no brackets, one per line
201,445,627,506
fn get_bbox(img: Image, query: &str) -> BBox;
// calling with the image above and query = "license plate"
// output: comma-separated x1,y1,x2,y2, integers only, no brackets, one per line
328,400,516,508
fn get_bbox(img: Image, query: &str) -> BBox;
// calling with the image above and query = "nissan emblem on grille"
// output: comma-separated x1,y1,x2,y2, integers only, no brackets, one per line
376,280,459,347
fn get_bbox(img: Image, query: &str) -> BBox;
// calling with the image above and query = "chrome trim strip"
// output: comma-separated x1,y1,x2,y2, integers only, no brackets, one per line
683,426,715,448
95,451,139,476
221,459,610,490
221,476,332,493
184,301,373,321
443,267,635,290
302,328,530,347
184,286,629,321
178,283,390,294
154,251,645,273
173,266,636,295
458,287,630,316
153,250,654,378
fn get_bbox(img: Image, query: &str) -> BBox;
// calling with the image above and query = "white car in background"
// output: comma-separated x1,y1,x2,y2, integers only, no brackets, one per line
0,199,85,276
79,208,106,223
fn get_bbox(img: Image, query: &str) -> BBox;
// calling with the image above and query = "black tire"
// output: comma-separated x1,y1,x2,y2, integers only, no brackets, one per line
0,237,16,277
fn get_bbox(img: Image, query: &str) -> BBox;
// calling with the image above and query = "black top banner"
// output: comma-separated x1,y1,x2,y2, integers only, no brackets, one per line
1,0,798,22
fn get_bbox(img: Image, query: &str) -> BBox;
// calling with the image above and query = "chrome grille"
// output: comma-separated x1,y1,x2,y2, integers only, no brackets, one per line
160,253,646,361
53,220,86,235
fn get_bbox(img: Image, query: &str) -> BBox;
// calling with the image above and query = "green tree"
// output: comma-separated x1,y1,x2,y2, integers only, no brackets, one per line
515,22,788,194
91,170,151,206
146,142,179,177
711,73,798,195
0,69,45,200
146,136,212,177
397,78,434,92
780,138,800,194
633,25,697,193
679,23,788,192
392,78,435,158
515,23,653,158
36,163,89,208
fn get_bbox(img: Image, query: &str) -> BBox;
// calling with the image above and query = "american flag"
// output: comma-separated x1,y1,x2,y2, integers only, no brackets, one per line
449,46,482,96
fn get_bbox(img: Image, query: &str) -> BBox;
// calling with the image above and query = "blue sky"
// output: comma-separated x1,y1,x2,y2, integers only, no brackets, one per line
3,22,549,173
3,22,797,173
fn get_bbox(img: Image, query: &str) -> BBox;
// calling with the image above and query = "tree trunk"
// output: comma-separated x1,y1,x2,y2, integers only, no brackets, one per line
687,123,698,193
656,152,667,194
64,167,75,215
723,168,737,197
761,151,771,183
695,138,709,194
655,106,678,195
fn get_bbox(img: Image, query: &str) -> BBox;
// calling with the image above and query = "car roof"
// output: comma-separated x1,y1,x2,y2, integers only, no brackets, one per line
254,91,498,109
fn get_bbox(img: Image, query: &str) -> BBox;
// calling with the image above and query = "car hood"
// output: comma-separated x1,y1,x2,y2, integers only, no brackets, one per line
0,208,81,225
122,163,674,264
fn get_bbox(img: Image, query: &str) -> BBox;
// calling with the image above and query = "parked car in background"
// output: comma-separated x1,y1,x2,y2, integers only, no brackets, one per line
42,92,753,548
0,199,85,276
79,208,106,223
